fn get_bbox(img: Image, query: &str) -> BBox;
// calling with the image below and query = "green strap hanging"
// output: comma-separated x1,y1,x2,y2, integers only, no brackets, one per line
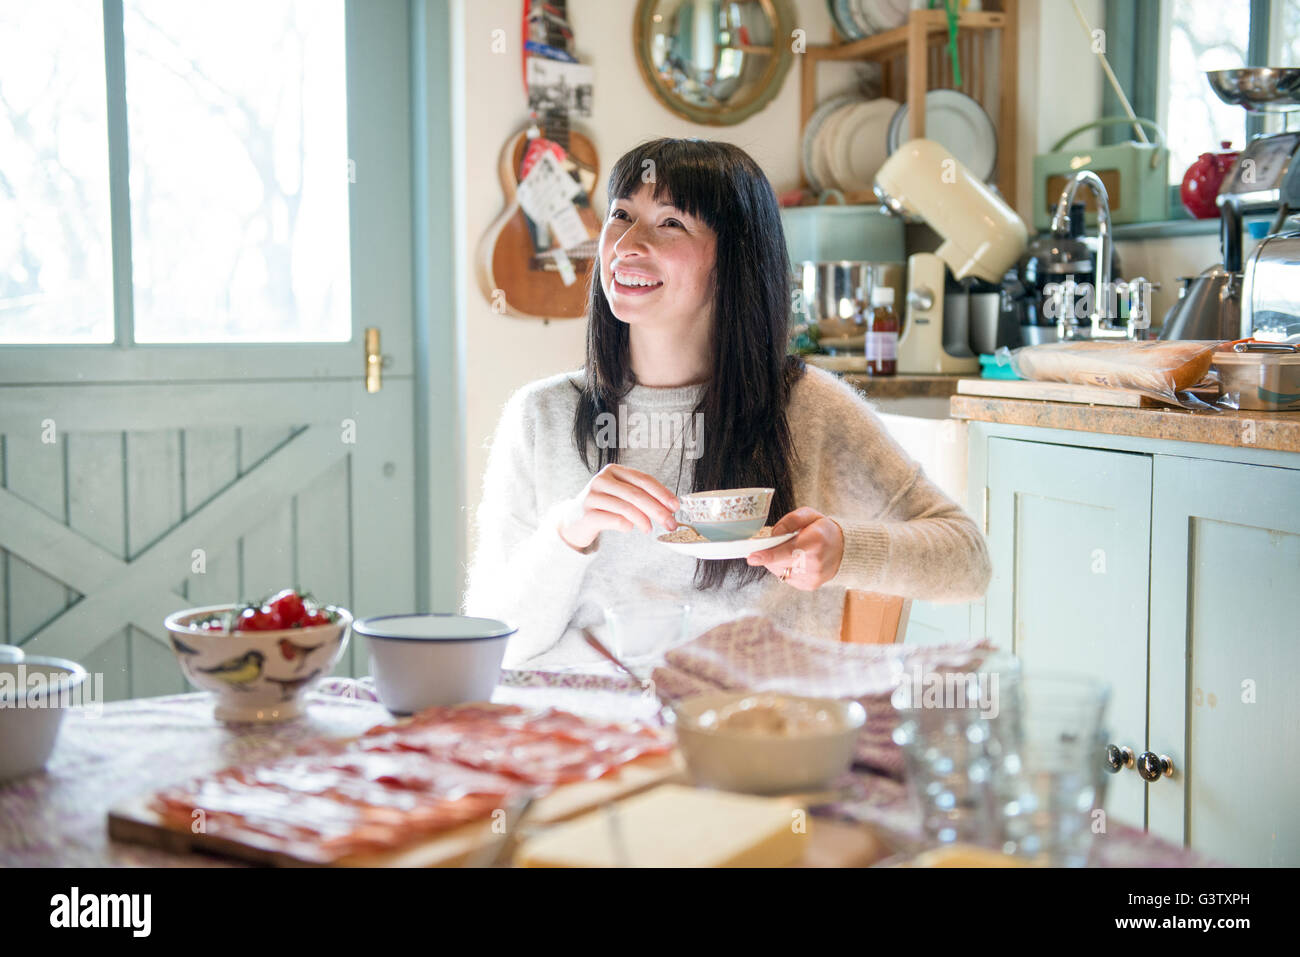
928,0,963,88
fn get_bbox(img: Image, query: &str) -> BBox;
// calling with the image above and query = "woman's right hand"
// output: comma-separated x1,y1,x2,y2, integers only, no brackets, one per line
557,464,681,551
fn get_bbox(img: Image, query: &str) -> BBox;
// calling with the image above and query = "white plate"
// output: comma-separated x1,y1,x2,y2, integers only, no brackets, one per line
803,94,861,193
829,97,899,192
656,530,796,560
830,0,866,39
866,0,911,32
887,89,998,182
813,100,862,191
848,0,877,36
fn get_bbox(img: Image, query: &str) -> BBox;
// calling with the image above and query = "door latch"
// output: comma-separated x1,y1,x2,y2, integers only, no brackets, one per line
365,327,382,393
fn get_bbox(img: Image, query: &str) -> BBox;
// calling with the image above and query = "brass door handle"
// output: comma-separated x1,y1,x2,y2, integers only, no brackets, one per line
1136,751,1175,782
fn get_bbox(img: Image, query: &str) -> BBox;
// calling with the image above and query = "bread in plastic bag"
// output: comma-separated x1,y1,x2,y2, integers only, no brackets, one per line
997,340,1227,408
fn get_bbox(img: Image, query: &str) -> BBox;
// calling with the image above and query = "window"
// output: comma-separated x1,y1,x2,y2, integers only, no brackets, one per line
0,1,114,343
0,0,350,346
1161,0,1253,186
1105,0,1300,220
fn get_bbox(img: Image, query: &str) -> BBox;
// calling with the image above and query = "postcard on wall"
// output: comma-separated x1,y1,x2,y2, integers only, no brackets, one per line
526,57,594,118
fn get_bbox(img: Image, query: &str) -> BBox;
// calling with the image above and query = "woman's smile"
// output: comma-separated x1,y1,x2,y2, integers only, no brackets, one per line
610,266,664,295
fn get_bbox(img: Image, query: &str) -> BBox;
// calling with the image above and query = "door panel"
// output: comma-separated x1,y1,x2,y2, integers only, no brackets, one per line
0,378,413,699
987,438,1152,828
1149,456,1300,865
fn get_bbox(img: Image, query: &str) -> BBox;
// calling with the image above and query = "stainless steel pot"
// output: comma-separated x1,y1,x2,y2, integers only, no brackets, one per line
792,261,905,336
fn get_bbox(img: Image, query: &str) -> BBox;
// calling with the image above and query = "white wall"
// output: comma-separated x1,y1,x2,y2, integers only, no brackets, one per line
456,0,855,579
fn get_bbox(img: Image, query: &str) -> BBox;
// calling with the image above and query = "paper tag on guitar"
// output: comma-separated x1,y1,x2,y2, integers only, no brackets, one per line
549,204,590,252
516,151,580,226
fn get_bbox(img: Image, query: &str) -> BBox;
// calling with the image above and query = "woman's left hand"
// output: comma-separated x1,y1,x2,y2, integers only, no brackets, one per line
746,508,844,590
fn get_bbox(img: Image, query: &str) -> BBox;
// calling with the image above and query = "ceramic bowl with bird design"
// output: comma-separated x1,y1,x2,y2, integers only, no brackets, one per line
164,604,352,722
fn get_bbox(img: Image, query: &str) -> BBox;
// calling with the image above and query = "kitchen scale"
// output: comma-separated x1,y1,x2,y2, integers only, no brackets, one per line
1209,69,1300,341
1212,69,1300,224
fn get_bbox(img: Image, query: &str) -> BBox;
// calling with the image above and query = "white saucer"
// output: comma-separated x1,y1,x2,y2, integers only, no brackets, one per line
656,530,796,560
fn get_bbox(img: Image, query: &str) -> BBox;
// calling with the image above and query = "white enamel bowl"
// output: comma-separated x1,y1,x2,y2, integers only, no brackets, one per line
355,614,516,715
0,656,89,780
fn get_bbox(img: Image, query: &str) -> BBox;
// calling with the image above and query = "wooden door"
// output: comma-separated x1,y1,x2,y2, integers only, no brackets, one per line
986,438,1153,828
0,2,424,700
1148,456,1300,865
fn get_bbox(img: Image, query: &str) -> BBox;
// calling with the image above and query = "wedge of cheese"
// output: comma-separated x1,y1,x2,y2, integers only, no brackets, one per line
516,784,806,868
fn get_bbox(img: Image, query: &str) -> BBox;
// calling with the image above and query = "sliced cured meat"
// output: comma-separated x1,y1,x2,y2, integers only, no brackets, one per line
147,704,670,862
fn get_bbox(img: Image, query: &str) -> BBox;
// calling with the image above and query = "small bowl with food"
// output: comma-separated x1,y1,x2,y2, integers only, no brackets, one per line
670,690,866,795
674,487,774,542
164,589,352,723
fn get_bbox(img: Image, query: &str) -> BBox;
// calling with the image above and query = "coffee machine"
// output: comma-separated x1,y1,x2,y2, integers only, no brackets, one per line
874,140,1029,373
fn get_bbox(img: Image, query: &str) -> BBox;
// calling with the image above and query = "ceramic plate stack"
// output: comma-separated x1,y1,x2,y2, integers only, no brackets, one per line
803,95,900,194
828,0,912,38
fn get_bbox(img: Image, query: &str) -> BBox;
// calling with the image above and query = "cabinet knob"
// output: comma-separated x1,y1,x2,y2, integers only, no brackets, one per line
1104,744,1135,773
1136,751,1175,782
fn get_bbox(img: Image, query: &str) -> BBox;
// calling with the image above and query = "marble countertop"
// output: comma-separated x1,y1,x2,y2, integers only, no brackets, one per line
951,395,1300,454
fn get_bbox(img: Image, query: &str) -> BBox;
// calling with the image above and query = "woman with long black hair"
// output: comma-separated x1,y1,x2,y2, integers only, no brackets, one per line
464,138,990,668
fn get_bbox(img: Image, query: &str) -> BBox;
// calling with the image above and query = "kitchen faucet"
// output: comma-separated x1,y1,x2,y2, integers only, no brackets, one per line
1049,170,1148,340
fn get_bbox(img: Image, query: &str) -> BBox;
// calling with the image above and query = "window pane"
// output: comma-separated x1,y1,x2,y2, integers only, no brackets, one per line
0,1,114,344
124,0,350,343
1165,0,1251,185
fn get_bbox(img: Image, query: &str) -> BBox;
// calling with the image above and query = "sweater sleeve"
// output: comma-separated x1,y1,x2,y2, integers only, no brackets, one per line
461,385,599,667
803,374,992,602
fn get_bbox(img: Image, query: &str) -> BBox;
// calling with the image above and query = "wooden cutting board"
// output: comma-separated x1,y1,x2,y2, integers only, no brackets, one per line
108,752,687,868
956,377,1217,408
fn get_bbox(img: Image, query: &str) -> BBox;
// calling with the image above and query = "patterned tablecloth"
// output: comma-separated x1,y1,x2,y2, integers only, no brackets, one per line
0,672,1219,867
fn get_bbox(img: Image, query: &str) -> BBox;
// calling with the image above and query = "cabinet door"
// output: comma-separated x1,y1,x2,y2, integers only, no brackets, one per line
1149,457,1300,866
987,439,1152,828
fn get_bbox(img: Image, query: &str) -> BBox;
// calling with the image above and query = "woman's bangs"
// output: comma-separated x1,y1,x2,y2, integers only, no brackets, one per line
607,141,720,228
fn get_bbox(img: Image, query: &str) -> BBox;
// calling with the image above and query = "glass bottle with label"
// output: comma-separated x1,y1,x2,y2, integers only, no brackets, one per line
865,286,899,376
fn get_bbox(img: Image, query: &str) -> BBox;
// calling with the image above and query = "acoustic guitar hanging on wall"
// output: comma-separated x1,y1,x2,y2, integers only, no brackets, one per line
476,0,600,321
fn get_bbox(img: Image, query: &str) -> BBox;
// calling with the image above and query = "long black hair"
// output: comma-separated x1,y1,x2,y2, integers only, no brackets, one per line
571,138,805,590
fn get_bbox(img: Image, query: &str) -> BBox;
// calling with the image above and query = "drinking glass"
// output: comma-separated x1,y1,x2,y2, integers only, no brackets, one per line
992,674,1111,867
602,601,691,675
890,651,1023,848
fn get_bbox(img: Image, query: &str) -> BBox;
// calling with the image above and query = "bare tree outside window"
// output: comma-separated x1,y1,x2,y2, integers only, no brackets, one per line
1165,0,1250,185
0,1,114,344
125,0,350,343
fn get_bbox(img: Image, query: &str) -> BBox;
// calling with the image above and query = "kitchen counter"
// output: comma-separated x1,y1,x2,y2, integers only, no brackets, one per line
951,394,1300,454
842,373,963,399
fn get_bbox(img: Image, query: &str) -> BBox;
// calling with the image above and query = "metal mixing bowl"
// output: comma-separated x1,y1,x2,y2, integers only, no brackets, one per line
1207,68,1300,112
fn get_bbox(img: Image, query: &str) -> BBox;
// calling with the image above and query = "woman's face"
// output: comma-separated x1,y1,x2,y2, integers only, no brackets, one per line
599,183,717,330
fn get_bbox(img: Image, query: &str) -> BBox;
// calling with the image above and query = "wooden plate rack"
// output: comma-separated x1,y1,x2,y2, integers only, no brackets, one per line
798,0,1019,203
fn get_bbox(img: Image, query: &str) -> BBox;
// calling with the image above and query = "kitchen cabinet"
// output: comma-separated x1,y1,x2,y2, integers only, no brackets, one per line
1147,456,1300,867
985,439,1151,828
971,419,1300,864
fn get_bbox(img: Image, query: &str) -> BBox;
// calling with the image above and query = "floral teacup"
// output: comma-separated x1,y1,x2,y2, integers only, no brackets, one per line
675,487,774,542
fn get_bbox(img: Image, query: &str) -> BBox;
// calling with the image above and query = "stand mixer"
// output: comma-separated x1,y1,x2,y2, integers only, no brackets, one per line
874,140,1029,374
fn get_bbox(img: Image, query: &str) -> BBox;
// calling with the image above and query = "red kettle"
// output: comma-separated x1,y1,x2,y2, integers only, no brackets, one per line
1181,141,1239,219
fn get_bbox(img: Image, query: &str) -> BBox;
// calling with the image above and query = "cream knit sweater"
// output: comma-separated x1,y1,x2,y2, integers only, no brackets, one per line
462,365,991,669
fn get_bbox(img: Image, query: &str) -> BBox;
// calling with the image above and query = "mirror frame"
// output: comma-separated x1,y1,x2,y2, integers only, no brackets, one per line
633,0,796,126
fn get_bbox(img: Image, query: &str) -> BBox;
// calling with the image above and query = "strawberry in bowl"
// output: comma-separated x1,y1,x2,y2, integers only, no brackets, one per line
165,589,352,723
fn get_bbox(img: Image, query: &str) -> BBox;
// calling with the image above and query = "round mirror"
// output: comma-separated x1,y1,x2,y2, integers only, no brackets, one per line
634,0,796,126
